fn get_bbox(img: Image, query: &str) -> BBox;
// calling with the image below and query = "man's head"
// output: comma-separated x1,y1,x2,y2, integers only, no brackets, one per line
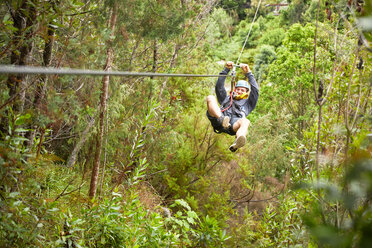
235,80,250,96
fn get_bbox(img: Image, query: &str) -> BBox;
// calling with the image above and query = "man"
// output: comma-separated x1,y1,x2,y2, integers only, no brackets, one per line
206,61,259,152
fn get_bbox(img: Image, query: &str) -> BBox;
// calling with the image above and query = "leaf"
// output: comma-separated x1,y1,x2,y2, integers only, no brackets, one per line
15,113,31,125
187,211,198,220
110,206,121,211
37,234,45,240
73,1,85,7
3,14,10,22
175,199,191,211
9,192,20,198
13,137,29,143
187,217,195,224
49,24,58,29
174,219,183,226
15,128,29,133
112,191,122,197
47,208,59,213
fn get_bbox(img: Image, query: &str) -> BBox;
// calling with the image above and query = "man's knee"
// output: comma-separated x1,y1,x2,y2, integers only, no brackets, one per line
206,95,215,103
233,118,250,132
241,118,250,126
237,118,249,125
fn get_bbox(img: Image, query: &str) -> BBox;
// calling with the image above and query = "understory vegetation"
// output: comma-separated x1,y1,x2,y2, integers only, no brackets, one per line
0,0,371,247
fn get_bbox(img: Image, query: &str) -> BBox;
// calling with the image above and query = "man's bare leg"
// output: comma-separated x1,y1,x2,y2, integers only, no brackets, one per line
206,95,222,117
229,118,250,152
207,95,230,128
233,118,250,137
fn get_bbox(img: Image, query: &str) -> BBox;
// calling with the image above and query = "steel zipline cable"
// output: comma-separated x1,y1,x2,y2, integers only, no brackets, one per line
0,3,262,79
235,0,262,66
222,1,262,113
0,65,229,78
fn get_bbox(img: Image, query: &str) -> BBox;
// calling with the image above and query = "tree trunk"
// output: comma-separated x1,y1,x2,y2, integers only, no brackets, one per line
34,24,56,108
160,43,180,96
153,40,158,71
344,45,359,159
128,39,140,70
312,0,320,182
6,0,37,111
28,19,56,149
67,116,95,167
89,2,118,199
82,141,94,181
150,40,158,81
316,105,322,182
36,128,45,160
98,107,109,197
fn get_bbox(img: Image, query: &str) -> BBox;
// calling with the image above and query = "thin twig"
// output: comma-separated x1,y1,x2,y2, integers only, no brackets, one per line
54,177,78,201
0,80,37,111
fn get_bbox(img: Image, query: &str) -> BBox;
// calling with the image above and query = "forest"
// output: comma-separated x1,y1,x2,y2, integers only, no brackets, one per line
0,0,371,247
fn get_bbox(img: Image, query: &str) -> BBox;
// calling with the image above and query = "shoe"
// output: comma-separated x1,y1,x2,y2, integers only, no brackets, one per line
229,135,246,152
217,115,231,129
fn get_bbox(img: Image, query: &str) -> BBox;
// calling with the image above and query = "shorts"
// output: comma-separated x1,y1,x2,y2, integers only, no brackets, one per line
206,111,239,136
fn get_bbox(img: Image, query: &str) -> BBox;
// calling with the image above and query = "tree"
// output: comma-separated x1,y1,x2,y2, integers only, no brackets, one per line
220,0,250,20
253,45,276,84
280,0,312,25
5,0,37,111
89,1,118,199
267,23,316,138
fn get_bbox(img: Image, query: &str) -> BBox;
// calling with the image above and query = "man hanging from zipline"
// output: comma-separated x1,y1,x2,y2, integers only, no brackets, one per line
206,61,259,152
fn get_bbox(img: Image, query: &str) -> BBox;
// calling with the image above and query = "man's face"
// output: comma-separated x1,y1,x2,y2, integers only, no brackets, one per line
235,87,247,95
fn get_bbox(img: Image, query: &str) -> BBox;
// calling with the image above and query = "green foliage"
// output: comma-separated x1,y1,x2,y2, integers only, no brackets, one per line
0,110,60,247
235,21,260,49
205,8,234,49
53,194,229,247
303,0,327,23
253,45,276,84
61,191,175,247
258,27,286,48
167,199,230,247
255,193,309,247
0,109,35,189
161,105,230,198
0,189,61,247
280,0,312,26
119,0,188,41
264,23,316,137
299,154,372,247
220,0,249,20
197,215,231,247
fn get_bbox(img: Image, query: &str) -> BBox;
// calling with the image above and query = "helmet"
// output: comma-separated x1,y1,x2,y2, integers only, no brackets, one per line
235,80,250,90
